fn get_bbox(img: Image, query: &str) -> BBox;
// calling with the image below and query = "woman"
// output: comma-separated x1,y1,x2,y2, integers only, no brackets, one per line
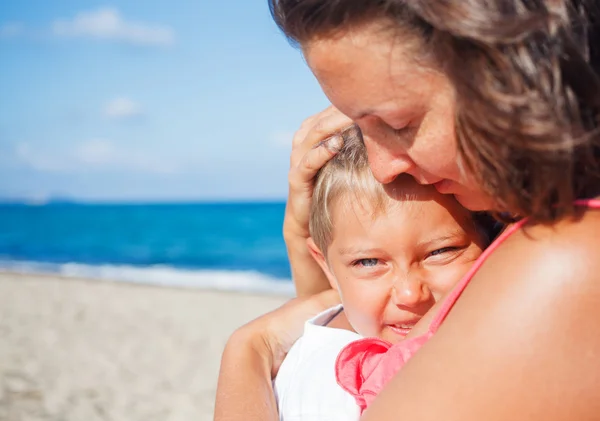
215,1,600,420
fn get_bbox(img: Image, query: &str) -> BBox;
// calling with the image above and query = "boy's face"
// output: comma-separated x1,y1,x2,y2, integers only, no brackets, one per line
308,179,486,344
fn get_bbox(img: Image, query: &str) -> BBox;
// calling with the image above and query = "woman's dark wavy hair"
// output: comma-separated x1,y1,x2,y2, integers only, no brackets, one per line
269,0,600,223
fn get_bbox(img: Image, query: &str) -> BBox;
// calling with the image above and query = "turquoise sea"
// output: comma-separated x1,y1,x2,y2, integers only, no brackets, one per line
0,202,294,295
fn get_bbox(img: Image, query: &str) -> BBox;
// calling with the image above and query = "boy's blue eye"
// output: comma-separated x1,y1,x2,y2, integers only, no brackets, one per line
354,258,379,267
429,247,458,257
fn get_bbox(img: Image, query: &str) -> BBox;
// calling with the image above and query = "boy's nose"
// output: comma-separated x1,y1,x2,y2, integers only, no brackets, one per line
392,277,432,308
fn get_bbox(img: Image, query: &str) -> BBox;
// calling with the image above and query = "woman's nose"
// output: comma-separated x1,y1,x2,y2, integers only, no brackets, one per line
392,277,432,308
363,137,415,184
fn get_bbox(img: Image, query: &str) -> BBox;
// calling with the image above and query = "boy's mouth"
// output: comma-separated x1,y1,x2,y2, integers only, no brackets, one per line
387,324,415,337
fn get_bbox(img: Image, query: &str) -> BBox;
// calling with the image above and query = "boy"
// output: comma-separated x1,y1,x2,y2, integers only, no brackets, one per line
274,126,494,420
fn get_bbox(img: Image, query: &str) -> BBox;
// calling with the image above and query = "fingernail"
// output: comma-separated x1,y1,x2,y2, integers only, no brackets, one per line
325,135,343,152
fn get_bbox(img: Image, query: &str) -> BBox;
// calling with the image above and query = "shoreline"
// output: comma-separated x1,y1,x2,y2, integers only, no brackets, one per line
0,271,287,421
0,269,293,299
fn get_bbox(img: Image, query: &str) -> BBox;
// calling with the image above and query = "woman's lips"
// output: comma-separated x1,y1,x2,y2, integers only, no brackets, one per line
433,179,453,194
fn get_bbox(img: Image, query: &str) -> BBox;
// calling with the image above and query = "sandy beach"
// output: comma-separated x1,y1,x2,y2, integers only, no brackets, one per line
0,272,287,421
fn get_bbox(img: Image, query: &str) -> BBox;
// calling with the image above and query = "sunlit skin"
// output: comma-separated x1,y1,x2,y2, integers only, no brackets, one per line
304,22,496,211
215,11,600,421
307,176,486,344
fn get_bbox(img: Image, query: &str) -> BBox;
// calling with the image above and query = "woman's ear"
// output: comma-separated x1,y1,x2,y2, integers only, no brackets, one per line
306,237,339,291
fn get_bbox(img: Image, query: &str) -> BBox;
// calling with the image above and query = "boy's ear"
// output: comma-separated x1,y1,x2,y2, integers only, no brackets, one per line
306,237,338,291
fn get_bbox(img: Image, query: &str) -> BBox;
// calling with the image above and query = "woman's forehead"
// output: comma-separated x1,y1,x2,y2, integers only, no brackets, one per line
304,31,437,121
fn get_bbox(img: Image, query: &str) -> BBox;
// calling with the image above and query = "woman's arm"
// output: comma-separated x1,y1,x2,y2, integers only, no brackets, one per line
283,106,353,297
284,227,331,296
214,290,341,421
362,210,600,421
214,328,278,421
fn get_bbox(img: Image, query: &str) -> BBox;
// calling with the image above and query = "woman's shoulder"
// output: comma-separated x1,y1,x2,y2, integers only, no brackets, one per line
494,205,600,280
461,204,600,334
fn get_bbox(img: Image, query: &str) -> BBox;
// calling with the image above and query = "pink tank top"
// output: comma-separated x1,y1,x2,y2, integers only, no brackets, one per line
335,199,600,413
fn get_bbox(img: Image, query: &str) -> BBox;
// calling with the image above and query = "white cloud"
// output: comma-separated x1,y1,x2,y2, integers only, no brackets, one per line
52,7,175,47
269,130,295,148
74,139,118,164
16,143,66,172
0,22,23,38
104,97,143,119
16,140,177,175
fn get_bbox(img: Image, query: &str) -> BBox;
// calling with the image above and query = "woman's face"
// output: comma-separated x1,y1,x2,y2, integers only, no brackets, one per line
303,23,495,211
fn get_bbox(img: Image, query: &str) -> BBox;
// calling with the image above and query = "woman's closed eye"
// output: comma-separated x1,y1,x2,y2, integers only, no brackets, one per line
393,126,411,136
391,119,419,140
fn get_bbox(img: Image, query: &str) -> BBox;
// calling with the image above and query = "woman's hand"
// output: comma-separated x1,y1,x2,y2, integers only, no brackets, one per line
231,288,342,377
284,106,354,296
214,289,341,421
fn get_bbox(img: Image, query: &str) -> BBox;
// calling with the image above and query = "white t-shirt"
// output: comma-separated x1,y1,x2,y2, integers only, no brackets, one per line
274,305,362,421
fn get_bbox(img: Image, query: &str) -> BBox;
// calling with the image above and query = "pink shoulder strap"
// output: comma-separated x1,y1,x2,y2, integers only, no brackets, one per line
429,199,600,332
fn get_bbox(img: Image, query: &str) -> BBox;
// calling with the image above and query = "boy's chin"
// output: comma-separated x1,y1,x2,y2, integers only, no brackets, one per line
380,329,409,344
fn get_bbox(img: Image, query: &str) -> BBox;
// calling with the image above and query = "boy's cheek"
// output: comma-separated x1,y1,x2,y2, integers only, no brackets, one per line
428,264,474,298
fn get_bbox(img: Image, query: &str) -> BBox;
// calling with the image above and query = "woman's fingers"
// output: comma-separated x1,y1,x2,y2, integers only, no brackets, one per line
283,107,355,296
284,106,356,240
290,107,353,168
289,134,343,192
291,105,339,148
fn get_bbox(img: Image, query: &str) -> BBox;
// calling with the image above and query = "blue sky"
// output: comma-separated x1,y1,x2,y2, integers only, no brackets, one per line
0,1,329,202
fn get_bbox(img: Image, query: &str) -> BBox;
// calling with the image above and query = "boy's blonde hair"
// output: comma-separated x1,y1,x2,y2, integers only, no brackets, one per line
309,125,388,255
308,126,500,255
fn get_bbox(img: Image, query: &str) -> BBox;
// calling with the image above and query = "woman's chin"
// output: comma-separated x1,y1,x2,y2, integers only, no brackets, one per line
454,192,496,212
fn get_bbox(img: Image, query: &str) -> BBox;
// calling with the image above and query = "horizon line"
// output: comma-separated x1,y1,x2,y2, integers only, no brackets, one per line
0,197,288,206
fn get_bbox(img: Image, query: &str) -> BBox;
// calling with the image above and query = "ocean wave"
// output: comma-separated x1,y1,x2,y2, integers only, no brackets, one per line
0,259,295,296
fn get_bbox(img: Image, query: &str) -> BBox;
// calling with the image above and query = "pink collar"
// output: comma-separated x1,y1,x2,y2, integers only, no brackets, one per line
335,332,433,413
